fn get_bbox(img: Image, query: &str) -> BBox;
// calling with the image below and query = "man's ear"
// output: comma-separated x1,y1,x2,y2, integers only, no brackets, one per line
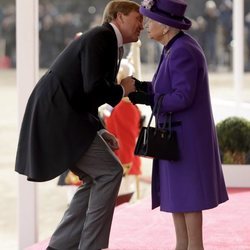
116,12,124,23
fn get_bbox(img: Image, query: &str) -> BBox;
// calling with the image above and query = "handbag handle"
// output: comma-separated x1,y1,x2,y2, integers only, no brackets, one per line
161,112,173,140
155,96,173,139
142,95,164,151
146,95,164,129
146,95,173,139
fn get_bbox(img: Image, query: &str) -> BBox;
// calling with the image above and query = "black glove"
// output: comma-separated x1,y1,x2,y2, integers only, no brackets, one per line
132,77,148,92
128,91,151,105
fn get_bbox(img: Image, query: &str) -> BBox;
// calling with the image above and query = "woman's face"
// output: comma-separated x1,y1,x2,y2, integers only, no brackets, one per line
144,17,166,43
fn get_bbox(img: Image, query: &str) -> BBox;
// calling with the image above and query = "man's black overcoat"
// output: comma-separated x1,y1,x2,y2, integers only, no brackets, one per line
15,23,123,181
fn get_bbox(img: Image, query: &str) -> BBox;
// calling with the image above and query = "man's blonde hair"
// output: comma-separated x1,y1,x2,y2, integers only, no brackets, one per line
102,0,140,23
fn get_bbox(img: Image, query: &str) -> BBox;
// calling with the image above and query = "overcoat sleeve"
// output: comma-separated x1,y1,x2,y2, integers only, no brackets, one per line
155,47,199,113
81,30,123,107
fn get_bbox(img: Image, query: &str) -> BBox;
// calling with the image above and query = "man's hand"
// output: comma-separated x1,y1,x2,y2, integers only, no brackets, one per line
120,76,136,96
101,131,119,151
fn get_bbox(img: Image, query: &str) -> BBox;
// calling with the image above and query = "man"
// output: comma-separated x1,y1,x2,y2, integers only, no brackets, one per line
15,1,143,249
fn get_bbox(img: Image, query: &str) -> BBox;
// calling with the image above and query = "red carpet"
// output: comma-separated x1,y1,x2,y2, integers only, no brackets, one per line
26,188,250,250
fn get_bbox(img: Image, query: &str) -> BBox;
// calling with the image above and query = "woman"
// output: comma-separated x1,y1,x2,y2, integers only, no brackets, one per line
129,0,229,249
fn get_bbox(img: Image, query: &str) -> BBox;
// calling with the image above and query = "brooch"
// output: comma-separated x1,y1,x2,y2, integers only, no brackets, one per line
141,0,154,10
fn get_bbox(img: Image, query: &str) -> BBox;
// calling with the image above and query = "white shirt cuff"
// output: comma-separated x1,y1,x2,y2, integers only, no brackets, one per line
98,129,107,136
120,85,125,97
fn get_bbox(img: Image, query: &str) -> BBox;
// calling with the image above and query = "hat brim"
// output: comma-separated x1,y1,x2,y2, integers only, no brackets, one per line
140,6,192,30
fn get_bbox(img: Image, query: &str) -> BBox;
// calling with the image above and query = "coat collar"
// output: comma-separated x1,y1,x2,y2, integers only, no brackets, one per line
164,31,184,53
109,23,123,47
102,22,123,47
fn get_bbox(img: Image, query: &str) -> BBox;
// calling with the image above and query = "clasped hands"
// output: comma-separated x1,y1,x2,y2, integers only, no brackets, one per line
120,76,150,105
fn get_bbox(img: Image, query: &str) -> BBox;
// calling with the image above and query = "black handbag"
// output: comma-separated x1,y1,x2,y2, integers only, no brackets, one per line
134,95,180,161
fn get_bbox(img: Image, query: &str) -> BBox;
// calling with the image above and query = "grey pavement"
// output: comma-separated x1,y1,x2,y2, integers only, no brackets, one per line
1,67,250,250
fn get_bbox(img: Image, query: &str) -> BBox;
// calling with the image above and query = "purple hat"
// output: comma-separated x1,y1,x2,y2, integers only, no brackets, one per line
140,0,192,30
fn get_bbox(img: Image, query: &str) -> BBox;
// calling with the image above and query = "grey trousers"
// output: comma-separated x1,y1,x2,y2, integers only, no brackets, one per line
48,134,123,250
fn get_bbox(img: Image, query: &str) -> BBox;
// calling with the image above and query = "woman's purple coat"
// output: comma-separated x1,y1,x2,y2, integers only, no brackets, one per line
150,32,228,212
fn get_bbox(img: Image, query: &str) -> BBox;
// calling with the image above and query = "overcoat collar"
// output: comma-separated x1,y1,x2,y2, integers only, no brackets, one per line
109,23,123,47
102,22,118,42
164,31,184,53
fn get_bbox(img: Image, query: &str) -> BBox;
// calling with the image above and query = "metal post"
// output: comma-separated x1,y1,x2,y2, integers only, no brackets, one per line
233,0,244,104
130,40,142,79
16,0,39,248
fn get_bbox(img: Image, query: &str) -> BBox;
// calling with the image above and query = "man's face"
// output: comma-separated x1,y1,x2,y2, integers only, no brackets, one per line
119,11,143,44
